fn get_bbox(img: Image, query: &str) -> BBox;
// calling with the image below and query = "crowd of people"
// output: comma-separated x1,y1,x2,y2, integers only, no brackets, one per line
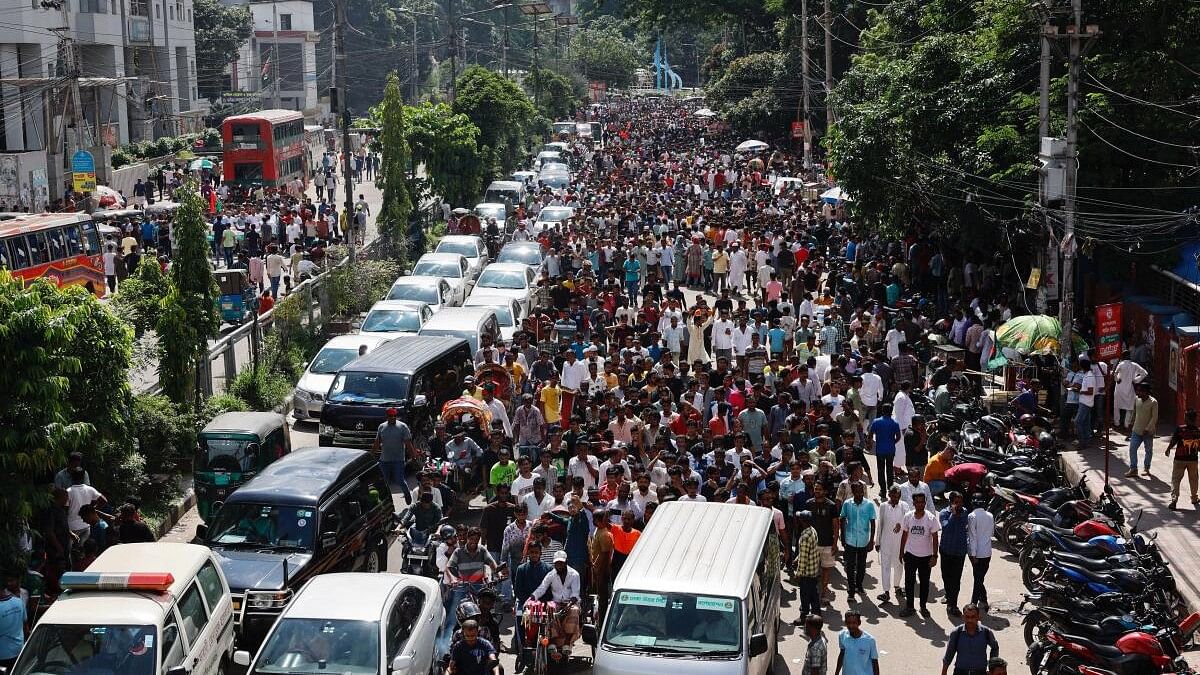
377,96,1086,675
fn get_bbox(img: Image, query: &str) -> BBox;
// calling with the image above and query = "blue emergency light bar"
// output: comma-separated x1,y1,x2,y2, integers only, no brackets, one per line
60,572,175,592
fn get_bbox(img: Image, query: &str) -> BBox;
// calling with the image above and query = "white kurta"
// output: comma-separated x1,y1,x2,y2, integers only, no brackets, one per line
877,500,911,590
1113,359,1148,412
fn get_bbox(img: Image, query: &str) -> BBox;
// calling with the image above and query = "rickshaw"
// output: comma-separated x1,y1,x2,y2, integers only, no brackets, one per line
214,268,254,324
194,412,290,521
474,363,513,403
436,398,493,505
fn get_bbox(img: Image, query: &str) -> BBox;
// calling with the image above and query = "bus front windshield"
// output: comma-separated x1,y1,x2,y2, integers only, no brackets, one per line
13,623,158,675
206,503,315,550
603,591,742,655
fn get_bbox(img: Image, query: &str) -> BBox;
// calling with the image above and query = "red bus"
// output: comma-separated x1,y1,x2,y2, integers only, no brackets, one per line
221,109,307,188
0,212,104,295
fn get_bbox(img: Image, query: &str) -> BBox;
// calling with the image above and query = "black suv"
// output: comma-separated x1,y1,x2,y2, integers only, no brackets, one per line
198,446,400,648
319,335,472,449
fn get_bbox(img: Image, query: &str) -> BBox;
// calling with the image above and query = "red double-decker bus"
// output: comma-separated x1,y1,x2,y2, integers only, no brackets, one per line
0,212,104,295
221,109,307,188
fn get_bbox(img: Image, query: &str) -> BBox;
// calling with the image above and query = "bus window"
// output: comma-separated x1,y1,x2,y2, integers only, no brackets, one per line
231,123,261,140
64,225,83,255
81,222,100,254
0,237,9,268
235,163,264,183
8,236,30,269
46,228,67,261
27,232,49,265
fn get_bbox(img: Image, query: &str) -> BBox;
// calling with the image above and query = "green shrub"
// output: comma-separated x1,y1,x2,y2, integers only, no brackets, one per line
199,393,250,426
112,257,169,335
326,258,400,318
226,366,293,411
132,394,197,477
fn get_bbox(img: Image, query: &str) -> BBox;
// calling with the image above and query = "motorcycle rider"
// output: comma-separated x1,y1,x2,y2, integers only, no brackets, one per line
401,491,443,568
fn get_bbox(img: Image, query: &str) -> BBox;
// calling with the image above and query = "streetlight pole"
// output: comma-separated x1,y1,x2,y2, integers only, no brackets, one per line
334,0,354,260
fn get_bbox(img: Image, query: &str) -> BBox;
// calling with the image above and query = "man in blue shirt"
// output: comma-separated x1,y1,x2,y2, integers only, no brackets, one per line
836,610,880,675
867,403,901,495
838,481,876,599
623,251,641,307
939,491,971,617
0,570,26,670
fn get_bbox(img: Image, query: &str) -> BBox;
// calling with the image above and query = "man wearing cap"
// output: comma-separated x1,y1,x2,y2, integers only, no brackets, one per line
373,408,416,503
532,551,582,654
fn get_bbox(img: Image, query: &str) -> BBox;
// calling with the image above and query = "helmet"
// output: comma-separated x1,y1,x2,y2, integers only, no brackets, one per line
438,525,457,540
456,601,482,623
1019,414,1036,429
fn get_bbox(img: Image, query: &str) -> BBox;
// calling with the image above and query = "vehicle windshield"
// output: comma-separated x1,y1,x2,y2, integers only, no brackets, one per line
497,248,542,267
327,371,411,405
412,261,463,279
387,284,438,304
484,305,514,326
538,208,573,222
207,503,316,549
540,174,569,188
252,618,380,674
553,123,575,134
437,240,480,258
477,269,528,290
13,624,158,675
476,206,505,221
309,347,362,375
362,309,422,333
603,591,742,655
197,437,255,473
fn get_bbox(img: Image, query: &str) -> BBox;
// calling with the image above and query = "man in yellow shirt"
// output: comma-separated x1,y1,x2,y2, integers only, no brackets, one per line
539,373,563,426
924,446,954,496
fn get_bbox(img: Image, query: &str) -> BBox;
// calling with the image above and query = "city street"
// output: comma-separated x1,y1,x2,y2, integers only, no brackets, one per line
168,417,1034,674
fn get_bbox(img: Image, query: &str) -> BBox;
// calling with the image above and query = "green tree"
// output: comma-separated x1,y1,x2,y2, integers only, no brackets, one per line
157,181,220,409
404,102,485,208
377,72,415,267
194,0,253,103
453,65,544,181
0,274,112,568
705,51,790,138
112,256,169,336
524,68,582,121
569,22,640,89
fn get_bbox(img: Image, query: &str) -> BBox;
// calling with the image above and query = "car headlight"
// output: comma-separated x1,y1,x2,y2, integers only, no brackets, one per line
294,388,311,402
247,590,292,610
320,424,336,436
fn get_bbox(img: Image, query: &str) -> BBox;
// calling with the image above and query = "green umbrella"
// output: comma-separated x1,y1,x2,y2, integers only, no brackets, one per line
996,315,1088,356
188,158,214,171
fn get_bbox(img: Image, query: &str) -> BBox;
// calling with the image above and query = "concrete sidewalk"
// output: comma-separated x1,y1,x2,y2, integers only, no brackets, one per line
1060,425,1200,612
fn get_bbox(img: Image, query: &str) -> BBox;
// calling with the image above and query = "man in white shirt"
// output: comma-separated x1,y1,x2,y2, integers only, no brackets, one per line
481,383,512,438
892,382,916,471
559,349,589,422
898,471,934,507
522,477,555,519
967,501,995,606
1075,357,1098,447
876,485,911,603
66,474,105,542
711,312,736,362
531,551,583,648
599,447,633,482
860,363,884,424
566,446,600,491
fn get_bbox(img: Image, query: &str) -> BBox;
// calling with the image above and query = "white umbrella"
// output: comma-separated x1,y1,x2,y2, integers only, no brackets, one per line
693,108,717,118
820,186,851,204
735,139,769,153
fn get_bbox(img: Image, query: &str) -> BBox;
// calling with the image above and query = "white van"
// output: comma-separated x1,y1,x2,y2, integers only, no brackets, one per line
590,501,782,675
10,543,236,675
418,306,501,354
483,180,526,210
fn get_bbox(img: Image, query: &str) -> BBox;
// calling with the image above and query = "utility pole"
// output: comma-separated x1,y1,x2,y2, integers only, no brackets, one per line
823,0,834,133
334,0,354,260
1058,0,1099,363
501,6,509,78
448,0,458,101
272,1,282,109
412,16,419,102
800,0,812,170
533,21,540,107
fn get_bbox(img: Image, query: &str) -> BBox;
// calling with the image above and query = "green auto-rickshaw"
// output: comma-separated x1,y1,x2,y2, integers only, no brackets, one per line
195,412,291,521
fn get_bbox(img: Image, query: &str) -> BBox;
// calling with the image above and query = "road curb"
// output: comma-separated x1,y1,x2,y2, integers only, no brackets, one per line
154,488,196,540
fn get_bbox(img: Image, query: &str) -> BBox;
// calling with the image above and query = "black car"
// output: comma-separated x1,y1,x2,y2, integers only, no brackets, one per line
197,446,400,648
319,335,472,449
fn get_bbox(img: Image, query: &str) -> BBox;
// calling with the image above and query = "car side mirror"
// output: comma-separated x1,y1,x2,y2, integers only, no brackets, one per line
195,524,208,541
749,632,768,656
233,650,252,667
581,623,598,646
413,394,428,408
390,654,414,672
246,443,260,458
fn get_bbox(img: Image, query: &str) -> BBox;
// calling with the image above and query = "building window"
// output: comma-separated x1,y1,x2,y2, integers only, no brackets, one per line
279,13,292,30
154,3,159,17
169,5,173,19
79,0,105,13
187,8,191,21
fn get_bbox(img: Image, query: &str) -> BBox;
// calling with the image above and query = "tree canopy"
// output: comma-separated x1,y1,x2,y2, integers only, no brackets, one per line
194,0,253,103
404,102,485,209
569,19,640,89
452,65,545,181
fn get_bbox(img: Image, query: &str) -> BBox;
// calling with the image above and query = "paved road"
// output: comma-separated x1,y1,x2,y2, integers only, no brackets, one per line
163,279,1042,675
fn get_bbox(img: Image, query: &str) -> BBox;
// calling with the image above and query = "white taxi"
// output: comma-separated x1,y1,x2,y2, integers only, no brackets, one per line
9,543,235,675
